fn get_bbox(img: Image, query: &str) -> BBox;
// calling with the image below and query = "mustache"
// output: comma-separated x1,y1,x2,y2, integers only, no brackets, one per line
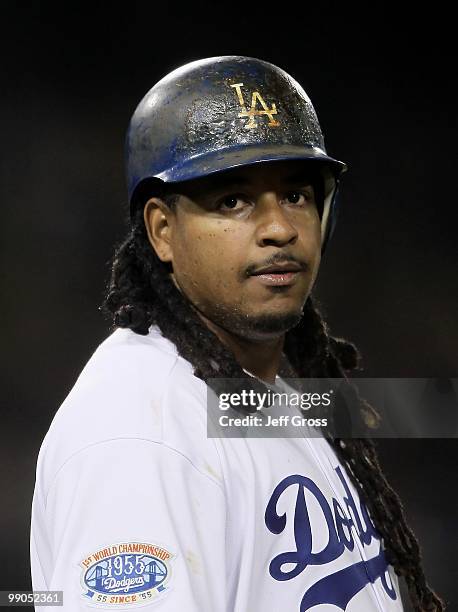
244,253,308,277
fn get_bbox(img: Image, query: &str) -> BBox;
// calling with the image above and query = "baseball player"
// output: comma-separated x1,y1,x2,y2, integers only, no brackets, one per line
30,56,444,611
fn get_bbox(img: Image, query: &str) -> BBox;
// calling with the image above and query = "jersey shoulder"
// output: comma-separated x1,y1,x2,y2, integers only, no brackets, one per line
37,326,220,497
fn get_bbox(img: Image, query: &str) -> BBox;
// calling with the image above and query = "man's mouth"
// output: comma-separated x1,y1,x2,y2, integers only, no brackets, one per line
250,262,304,275
249,262,305,286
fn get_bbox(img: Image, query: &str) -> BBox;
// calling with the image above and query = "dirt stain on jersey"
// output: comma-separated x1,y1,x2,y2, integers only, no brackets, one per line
185,549,202,575
204,462,222,483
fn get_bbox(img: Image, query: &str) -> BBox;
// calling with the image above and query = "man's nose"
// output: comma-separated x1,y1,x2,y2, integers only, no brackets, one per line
254,192,299,247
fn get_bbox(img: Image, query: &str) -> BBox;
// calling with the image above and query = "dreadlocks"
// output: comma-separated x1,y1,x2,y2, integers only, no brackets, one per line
102,190,445,612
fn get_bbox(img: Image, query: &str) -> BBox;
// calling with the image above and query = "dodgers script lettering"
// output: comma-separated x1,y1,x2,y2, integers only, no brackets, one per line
265,467,397,611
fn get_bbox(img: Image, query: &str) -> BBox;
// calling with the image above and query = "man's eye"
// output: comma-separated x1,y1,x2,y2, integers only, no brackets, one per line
218,195,247,211
284,191,312,205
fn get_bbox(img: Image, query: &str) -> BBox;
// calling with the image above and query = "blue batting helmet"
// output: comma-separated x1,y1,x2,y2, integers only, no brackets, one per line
125,56,347,252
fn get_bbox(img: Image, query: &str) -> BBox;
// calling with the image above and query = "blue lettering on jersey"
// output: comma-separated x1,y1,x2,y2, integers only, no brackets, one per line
265,467,397,611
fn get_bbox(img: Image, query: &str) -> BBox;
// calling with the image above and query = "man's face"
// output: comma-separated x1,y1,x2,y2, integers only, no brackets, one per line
145,160,323,340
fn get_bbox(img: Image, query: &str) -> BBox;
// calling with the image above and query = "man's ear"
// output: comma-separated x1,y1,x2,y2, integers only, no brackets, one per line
143,197,174,263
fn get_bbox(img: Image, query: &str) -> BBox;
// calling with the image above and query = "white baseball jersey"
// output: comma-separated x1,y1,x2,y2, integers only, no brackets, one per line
30,325,404,611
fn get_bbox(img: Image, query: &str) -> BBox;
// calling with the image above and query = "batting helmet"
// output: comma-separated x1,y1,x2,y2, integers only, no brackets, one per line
125,56,347,252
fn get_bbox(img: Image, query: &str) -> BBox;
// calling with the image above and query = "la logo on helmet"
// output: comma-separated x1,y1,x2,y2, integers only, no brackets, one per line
230,82,280,129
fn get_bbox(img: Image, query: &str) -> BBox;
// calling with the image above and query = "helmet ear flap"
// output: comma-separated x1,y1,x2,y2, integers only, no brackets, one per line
310,173,325,221
319,164,345,254
321,176,342,254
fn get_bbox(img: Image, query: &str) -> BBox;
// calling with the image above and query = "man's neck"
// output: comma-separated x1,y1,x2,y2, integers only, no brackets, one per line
198,314,284,385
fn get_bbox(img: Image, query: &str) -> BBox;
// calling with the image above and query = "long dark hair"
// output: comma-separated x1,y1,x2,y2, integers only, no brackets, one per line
102,184,444,611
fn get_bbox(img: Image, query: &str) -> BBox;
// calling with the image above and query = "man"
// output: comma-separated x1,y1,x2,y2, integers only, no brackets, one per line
30,56,443,611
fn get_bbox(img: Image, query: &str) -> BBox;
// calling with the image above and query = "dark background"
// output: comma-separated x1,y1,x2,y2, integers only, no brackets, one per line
1,2,456,610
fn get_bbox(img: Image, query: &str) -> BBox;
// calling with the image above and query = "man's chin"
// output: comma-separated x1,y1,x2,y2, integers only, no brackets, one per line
215,309,303,341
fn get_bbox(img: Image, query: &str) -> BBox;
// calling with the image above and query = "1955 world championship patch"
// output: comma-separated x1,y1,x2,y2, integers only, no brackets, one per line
79,542,175,607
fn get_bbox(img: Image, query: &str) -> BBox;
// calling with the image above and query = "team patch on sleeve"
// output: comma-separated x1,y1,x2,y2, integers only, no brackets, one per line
79,542,175,607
